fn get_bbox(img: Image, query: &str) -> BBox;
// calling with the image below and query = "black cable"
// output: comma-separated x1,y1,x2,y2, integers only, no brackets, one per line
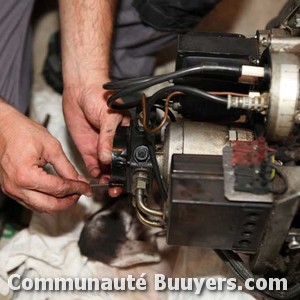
145,133,168,201
104,64,242,92
103,75,154,90
215,249,300,300
143,85,228,123
106,64,242,109
148,85,228,107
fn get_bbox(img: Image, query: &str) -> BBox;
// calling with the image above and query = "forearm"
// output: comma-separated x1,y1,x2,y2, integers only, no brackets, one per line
58,0,118,88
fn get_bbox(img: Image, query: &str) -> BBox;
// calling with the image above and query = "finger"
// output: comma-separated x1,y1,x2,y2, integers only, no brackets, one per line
81,152,101,178
21,190,79,213
108,187,123,198
99,175,123,198
121,112,131,126
2,184,80,213
18,166,91,197
71,130,101,178
46,141,80,180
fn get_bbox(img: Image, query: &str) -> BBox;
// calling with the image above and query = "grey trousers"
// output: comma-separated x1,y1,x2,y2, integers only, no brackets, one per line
0,0,34,114
112,0,177,79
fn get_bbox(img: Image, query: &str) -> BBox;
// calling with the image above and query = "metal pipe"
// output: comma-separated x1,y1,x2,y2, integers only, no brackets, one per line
136,188,164,218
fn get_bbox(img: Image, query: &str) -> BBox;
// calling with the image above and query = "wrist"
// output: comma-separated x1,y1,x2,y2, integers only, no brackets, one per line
62,72,110,90
62,81,110,107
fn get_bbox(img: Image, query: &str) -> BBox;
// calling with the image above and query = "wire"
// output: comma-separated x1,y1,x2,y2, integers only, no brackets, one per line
104,75,153,90
208,91,249,97
106,64,242,109
142,92,183,133
145,134,168,201
269,164,288,194
215,249,300,300
147,85,228,108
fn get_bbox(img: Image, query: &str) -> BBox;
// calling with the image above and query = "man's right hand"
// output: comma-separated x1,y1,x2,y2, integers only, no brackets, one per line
0,101,91,213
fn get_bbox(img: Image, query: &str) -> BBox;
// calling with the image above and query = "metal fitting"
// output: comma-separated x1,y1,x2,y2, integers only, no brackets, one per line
131,169,164,228
227,93,269,113
134,146,150,163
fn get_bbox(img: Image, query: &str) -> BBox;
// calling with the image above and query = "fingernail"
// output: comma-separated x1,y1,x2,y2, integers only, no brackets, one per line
90,168,100,177
123,119,131,126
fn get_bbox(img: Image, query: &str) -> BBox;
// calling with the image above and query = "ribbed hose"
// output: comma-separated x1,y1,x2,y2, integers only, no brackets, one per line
215,250,300,300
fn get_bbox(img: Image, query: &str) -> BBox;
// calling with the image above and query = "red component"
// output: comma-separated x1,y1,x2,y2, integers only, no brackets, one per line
232,137,269,166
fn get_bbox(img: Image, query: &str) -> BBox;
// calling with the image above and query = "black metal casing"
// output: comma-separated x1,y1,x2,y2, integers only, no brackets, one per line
175,32,259,121
166,154,272,253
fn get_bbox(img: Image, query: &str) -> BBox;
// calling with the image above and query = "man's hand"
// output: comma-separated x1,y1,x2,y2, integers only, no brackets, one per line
63,81,130,197
59,0,127,196
0,101,91,213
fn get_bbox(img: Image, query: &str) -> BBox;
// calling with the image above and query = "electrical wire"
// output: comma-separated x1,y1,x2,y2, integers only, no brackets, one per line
208,91,249,97
145,134,168,201
215,249,300,300
269,163,288,194
142,92,183,133
105,64,242,92
147,85,228,107
104,75,153,90
106,64,242,109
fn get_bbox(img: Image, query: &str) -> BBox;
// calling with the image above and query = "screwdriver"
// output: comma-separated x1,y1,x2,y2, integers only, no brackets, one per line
89,182,124,189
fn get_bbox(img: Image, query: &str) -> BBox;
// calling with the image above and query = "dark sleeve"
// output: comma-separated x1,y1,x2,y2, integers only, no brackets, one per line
133,0,221,32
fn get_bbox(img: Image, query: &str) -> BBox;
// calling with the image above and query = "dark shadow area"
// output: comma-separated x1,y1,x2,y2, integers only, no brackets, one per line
31,0,58,28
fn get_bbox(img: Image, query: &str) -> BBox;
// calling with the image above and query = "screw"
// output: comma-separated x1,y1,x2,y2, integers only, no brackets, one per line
134,146,149,162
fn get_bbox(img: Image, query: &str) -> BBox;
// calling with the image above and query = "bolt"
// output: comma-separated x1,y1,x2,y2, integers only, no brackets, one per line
134,146,149,162
288,236,300,250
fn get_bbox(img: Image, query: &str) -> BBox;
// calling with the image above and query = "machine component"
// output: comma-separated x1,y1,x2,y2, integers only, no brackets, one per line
227,92,269,113
106,1,300,297
266,43,300,141
174,32,259,121
231,138,273,194
111,120,154,194
131,169,164,228
166,154,272,252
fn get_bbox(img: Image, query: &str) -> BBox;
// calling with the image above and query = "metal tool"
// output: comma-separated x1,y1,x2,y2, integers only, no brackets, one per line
89,182,124,189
